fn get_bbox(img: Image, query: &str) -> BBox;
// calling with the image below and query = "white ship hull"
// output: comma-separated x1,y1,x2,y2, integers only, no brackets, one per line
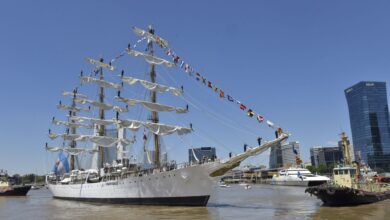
48,162,219,206
271,175,329,187
47,134,289,206
270,178,311,186
270,167,330,187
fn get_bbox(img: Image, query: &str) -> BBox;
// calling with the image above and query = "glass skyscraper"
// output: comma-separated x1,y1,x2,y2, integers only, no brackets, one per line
269,141,300,169
345,81,390,172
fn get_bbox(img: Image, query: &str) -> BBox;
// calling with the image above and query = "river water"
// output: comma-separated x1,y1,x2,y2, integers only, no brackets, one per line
0,185,389,220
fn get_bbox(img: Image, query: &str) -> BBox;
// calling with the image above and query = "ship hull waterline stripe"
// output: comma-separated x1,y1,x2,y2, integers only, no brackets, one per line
53,195,210,206
0,186,31,196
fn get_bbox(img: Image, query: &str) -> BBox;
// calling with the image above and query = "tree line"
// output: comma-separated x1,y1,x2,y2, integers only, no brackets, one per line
9,174,46,185
306,164,335,175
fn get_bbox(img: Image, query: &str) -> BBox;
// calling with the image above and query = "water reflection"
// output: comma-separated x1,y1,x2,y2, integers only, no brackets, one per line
0,185,389,220
48,197,213,220
310,200,390,220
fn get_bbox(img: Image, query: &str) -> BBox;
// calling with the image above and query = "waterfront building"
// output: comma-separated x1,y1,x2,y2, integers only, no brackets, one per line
269,143,283,168
310,146,343,168
345,81,390,172
269,141,300,168
188,147,216,163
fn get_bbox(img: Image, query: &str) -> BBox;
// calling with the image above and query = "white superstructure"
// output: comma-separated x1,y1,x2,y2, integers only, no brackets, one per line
271,167,329,187
47,134,288,205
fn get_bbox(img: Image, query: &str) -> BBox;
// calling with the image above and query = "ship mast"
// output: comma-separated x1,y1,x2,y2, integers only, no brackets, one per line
340,132,352,165
98,59,106,168
147,26,160,168
69,88,77,170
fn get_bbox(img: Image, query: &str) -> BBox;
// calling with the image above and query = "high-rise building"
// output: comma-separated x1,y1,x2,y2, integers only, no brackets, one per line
310,146,343,168
282,141,300,167
269,141,300,168
188,147,216,164
269,143,283,169
345,81,390,172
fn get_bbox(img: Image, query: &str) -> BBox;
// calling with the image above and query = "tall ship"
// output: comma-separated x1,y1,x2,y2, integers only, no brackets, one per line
0,169,31,196
44,26,289,206
305,132,390,206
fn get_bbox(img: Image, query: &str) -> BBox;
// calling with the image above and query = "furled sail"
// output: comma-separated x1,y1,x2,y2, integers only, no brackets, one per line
191,148,200,162
48,133,134,147
126,49,174,68
48,133,83,141
116,97,188,113
57,103,90,113
45,145,98,155
62,91,88,99
117,119,143,130
121,76,182,96
143,122,192,136
64,148,98,155
146,150,153,164
118,119,192,136
69,117,192,136
80,76,121,90
86,57,115,71
71,116,116,126
76,135,134,147
132,26,169,48
52,118,93,129
75,98,128,112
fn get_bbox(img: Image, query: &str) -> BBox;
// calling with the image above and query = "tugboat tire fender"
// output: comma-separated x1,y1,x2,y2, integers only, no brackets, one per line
326,188,336,195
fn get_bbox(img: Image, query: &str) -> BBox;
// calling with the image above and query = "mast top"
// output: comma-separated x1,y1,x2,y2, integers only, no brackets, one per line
148,25,154,34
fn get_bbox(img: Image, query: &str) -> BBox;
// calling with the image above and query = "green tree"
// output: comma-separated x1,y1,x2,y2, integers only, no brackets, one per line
306,165,316,173
316,164,328,174
326,164,335,174
11,174,22,185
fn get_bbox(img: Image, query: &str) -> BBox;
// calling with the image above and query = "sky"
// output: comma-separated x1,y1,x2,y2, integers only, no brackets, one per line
0,0,389,175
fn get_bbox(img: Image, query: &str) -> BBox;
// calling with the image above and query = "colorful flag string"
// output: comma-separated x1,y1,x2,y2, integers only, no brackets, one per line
111,37,147,63
159,44,282,131
105,32,282,132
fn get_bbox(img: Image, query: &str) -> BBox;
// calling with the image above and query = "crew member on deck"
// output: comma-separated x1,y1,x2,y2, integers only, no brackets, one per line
257,137,262,146
277,127,284,137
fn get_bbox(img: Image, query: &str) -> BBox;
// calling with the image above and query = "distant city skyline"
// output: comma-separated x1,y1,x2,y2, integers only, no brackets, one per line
310,146,343,168
1,1,390,175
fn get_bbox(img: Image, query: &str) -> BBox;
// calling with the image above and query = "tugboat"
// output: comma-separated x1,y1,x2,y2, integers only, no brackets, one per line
0,169,31,196
305,133,390,206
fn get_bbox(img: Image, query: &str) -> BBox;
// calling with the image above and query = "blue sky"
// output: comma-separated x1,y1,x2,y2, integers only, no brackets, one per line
0,1,389,175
